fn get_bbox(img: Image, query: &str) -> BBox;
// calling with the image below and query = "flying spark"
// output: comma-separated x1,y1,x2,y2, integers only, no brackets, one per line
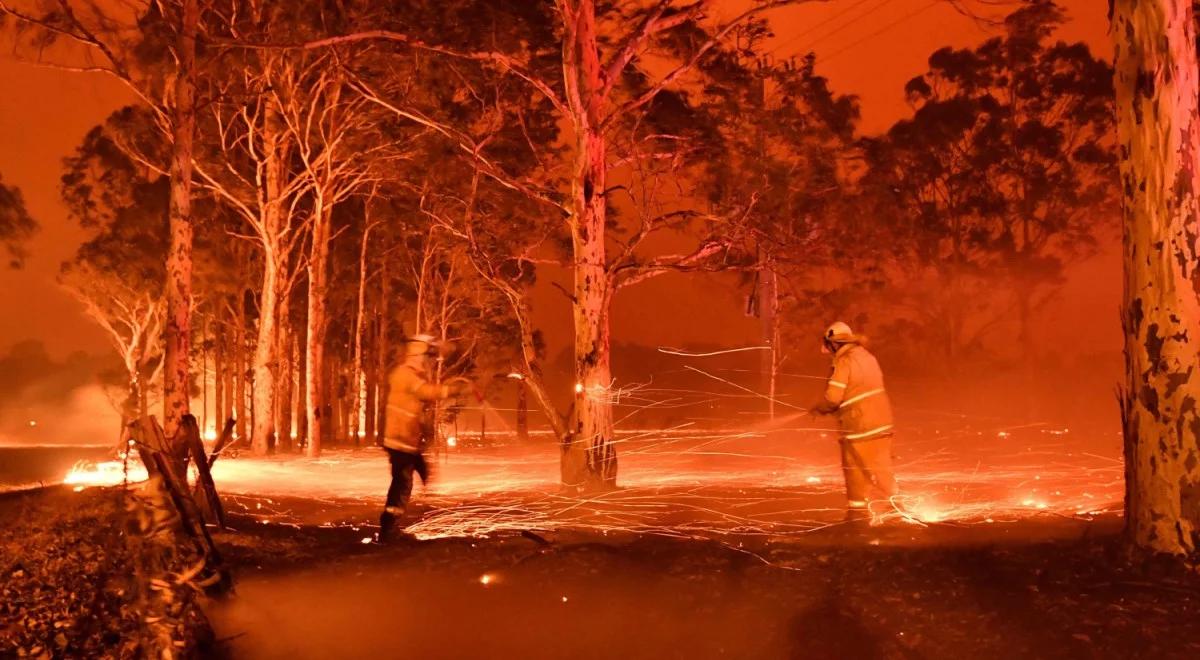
61,414,1122,549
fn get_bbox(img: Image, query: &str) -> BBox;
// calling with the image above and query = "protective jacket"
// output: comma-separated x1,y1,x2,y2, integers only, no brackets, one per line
817,339,894,442
383,362,454,453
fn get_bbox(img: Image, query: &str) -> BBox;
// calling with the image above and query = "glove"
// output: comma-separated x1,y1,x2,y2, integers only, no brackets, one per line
449,377,483,402
809,400,837,416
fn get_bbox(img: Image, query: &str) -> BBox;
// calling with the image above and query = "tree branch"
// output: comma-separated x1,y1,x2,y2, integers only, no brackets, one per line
217,29,571,117
0,0,163,116
604,0,817,130
612,239,732,290
347,74,567,213
600,0,706,100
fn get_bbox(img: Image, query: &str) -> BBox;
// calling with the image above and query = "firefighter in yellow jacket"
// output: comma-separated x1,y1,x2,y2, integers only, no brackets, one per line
378,334,467,543
810,322,898,521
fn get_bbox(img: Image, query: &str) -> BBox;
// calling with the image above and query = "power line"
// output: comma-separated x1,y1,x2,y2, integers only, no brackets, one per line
796,0,900,54
769,0,876,55
820,0,942,64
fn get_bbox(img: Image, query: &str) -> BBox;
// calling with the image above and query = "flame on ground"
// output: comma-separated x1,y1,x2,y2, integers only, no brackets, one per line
60,425,1123,542
63,454,148,491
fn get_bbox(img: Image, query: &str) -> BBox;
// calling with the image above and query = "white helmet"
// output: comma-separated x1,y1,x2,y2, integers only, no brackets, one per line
824,321,854,344
405,334,439,357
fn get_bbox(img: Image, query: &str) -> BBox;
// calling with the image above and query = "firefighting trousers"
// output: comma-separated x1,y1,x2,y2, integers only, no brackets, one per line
839,433,897,506
383,448,429,515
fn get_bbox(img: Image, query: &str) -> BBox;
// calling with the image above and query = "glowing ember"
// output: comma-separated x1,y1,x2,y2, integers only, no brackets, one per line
63,455,148,489
891,496,949,524
479,573,494,585
57,424,1123,544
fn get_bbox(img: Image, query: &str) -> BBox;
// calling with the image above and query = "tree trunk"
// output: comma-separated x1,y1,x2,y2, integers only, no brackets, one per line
162,0,199,441
137,358,149,419
305,195,332,457
430,269,455,452
250,253,278,454
565,123,616,490
214,323,225,433
276,322,293,454
295,326,308,451
374,266,391,446
349,220,373,445
276,289,293,454
234,298,247,442
125,351,142,422
331,361,345,446
1113,0,1200,556
325,359,336,448
560,0,617,490
201,318,208,435
364,361,377,447
222,317,234,426
516,379,529,442
250,107,288,455
363,292,378,446
758,250,780,419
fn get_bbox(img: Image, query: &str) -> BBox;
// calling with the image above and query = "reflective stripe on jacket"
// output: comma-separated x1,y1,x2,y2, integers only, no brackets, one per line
823,342,894,442
382,363,451,452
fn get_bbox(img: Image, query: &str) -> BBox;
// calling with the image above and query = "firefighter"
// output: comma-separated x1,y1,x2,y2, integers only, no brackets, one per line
809,322,898,522
378,334,468,543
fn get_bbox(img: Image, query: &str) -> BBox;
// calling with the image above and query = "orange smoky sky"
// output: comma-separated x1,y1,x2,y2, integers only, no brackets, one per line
0,0,1111,362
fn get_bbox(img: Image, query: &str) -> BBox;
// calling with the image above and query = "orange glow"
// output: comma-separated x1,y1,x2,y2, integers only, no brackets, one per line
60,425,1122,546
63,454,148,488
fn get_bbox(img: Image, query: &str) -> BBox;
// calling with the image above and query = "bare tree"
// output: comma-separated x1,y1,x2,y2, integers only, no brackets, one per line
346,197,381,445
191,48,312,454
276,56,389,456
326,0,809,490
61,263,165,418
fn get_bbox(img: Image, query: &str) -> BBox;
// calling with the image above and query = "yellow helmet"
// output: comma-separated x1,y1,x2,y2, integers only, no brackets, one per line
404,334,439,357
824,321,854,344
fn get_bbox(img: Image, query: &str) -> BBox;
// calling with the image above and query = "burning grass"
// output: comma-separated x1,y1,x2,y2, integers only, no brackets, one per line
62,425,1126,546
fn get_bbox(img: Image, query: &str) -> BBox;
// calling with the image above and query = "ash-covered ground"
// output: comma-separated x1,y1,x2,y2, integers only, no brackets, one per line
208,523,1200,660
193,422,1181,660
198,421,1123,539
44,421,1200,658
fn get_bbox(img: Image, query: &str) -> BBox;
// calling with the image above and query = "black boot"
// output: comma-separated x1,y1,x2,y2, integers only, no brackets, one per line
843,507,871,524
378,511,397,544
